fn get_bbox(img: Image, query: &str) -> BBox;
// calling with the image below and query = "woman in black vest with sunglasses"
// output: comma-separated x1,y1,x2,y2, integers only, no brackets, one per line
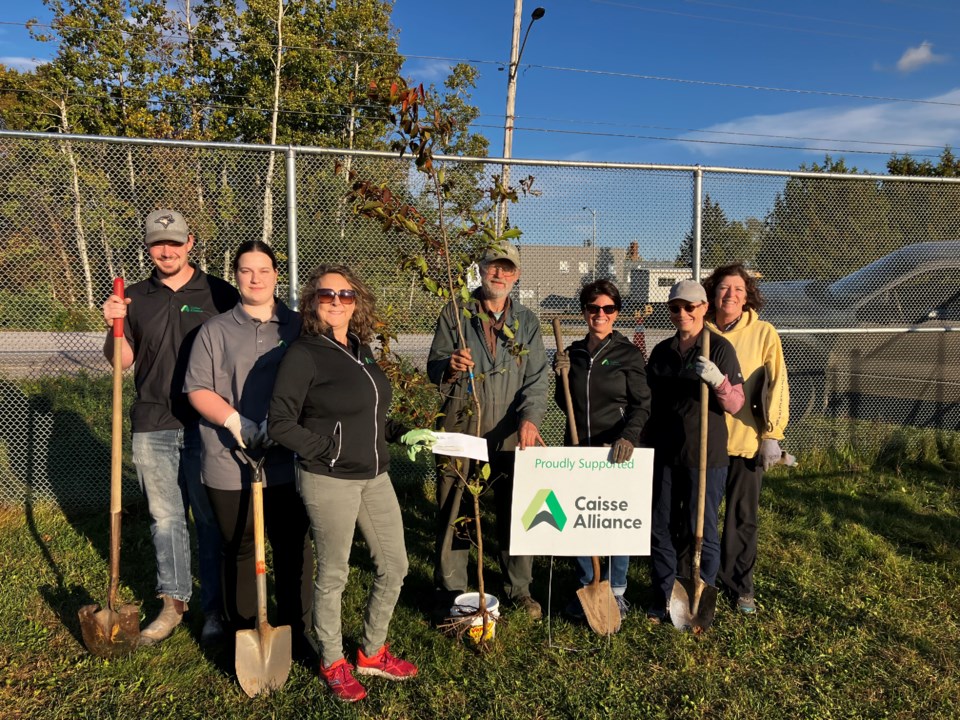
553,279,651,622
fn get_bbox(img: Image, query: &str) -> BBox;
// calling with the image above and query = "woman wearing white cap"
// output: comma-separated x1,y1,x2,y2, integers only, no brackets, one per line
643,279,745,623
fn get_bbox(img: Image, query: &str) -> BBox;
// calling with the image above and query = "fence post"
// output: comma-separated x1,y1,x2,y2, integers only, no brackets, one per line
692,166,703,281
285,146,300,308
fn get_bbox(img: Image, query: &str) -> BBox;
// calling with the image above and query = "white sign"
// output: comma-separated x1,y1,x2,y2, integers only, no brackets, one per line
510,447,654,556
431,432,489,462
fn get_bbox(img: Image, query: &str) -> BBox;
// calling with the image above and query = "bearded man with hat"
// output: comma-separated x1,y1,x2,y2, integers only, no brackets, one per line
427,242,549,620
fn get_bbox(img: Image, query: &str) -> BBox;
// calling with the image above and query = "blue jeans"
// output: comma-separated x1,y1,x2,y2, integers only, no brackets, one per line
649,463,727,607
132,427,222,615
575,556,629,594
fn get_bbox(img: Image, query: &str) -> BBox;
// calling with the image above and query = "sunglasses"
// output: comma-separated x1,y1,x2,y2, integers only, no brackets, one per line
585,303,618,315
668,302,701,314
316,288,357,304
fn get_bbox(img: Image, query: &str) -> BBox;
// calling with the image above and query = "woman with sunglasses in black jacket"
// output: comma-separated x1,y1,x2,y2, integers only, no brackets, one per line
268,263,429,703
553,279,652,622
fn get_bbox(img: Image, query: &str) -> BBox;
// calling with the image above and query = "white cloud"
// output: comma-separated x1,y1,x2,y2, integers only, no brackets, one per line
403,58,453,84
680,88,960,162
0,56,41,71
896,41,948,73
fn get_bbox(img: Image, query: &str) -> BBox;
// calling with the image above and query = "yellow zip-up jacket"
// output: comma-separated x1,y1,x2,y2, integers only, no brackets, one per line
706,309,789,458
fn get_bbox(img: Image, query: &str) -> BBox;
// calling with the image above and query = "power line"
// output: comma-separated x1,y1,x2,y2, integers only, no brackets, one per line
522,62,960,108
4,19,959,109
471,122,945,159
0,83,950,160
591,0,944,43
509,113,949,151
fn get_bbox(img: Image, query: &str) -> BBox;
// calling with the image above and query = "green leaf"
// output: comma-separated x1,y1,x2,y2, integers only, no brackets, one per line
502,325,515,339
500,227,522,239
480,463,491,480
423,278,438,294
462,308,472,319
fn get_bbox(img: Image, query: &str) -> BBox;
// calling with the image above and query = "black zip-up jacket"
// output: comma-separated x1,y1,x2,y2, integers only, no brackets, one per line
555,330,652,447
268,331,406,479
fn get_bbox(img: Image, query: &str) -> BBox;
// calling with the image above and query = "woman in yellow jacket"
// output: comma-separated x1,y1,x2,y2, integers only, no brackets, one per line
703,263,789,614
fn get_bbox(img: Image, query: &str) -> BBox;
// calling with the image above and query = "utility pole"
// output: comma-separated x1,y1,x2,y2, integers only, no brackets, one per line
500,2,545,233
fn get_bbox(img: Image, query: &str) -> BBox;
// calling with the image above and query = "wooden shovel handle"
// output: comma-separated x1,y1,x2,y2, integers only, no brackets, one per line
693,329,710,579
552,318,579,446
251,471,269,628
107,278,124,611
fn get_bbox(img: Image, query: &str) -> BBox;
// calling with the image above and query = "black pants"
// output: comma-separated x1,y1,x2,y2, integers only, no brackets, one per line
718,455,763,597
434,450,534,601
206,483,313,638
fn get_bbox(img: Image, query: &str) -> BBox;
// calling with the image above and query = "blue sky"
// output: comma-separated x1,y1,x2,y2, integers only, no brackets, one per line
2,0,959,176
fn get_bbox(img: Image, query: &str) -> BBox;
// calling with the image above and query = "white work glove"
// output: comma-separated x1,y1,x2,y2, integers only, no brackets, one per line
694,356,725,389
400,429,438,461
255,418,276,450
223,411,259,449
759,438,783,471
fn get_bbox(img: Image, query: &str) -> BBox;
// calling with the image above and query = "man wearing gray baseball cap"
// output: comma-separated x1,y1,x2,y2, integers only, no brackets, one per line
427,241,550,620
102,209,239,647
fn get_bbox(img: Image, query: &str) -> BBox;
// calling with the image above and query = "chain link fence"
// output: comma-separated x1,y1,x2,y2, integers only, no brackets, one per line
1,130,959,510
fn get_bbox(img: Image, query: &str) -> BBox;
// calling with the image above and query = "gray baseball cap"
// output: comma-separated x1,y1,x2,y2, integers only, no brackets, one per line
144,209,191,245
480,242,521,270
668,279,707,304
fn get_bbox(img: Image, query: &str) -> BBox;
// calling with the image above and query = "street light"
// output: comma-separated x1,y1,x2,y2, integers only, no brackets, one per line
500,2,545,232
583,206,597,280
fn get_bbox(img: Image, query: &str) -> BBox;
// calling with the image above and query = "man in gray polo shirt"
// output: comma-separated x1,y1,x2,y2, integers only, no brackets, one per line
101,210,238,646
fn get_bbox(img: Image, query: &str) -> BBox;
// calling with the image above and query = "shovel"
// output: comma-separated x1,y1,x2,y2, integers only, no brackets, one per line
235,449,291,697
670,328,718,633
552,318,621,636
79,278,140,657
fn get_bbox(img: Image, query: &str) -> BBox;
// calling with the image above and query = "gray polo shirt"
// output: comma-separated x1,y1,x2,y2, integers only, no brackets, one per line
184,300,302,490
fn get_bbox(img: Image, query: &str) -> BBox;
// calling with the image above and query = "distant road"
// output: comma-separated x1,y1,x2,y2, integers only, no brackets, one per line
1,328,671,379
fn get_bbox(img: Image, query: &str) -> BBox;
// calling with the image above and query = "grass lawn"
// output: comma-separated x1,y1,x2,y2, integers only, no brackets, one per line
0,456,957,719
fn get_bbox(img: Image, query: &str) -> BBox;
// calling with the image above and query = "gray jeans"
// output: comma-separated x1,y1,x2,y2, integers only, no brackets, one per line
298,470,408,666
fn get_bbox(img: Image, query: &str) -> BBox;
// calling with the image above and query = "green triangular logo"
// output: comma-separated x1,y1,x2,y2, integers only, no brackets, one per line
522,489,567,531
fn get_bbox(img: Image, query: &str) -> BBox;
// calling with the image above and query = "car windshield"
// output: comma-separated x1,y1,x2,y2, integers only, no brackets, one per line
831,242,960,297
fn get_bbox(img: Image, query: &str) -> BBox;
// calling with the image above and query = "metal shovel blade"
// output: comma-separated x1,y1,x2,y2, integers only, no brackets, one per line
236,622,292,697
669,576,718,634
78,602,140,658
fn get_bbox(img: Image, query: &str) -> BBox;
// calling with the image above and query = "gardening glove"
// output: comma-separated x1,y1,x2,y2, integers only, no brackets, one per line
694,356,725,389
553,350,571,376
611,437,634,464
400,428,438,461
223,411,259,449
759,438,783,471
255,418,276,450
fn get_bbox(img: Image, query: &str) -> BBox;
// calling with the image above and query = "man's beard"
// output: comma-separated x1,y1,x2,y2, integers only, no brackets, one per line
481,278,512,301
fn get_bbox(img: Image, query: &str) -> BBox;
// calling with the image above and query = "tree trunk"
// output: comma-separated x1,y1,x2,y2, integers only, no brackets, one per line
261,0,286,244
101,218,116,280
58,100,94,309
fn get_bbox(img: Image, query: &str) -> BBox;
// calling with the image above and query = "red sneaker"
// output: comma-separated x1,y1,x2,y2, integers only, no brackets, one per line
356,644,418,681
320,658,367,702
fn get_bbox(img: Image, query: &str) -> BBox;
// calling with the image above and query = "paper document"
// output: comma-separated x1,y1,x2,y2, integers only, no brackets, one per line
431,432,489,462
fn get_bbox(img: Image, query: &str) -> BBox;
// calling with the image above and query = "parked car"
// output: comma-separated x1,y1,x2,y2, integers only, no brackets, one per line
759,241,960,428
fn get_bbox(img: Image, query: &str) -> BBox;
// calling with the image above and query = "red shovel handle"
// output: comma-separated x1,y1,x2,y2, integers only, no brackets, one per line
112,278,125,338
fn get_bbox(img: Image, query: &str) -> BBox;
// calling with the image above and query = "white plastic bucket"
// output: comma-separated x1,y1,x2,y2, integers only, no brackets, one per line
450,592,500,643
